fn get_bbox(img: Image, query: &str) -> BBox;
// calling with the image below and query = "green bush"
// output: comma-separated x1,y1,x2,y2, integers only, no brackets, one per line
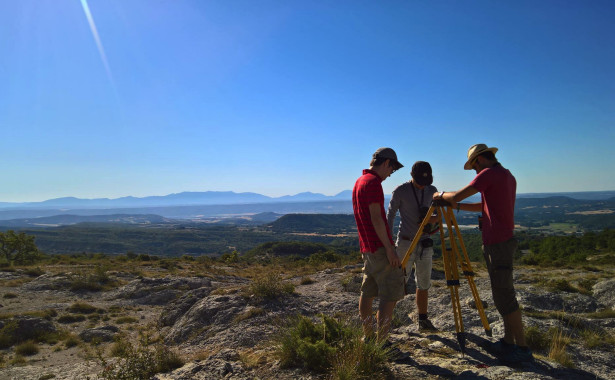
249,273,295,300
220,251,239,263
277,314,388,377
99,336,183,380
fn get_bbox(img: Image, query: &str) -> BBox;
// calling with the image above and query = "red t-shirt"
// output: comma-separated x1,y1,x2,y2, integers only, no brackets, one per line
469,164,516,245
352,169,394,253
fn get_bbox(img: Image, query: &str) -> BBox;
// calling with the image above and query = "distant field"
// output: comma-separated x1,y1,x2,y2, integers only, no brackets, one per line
545,223,581,234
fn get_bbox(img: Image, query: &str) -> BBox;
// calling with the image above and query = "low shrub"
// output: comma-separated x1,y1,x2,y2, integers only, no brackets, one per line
15,340,39,356
24,267,45,277
25,309,58,320
68,302,99,314
249,273,295,301
276,314,388,377
115,317,138,324
579,329,615,350
300,276,315,285
57,314,86,324
99,336,184,380
547,278,578,293
64,334,81,348
525,326,551,352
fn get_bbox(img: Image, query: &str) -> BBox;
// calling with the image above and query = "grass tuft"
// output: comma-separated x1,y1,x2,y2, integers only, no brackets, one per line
15,340,39,356
548,328,574,367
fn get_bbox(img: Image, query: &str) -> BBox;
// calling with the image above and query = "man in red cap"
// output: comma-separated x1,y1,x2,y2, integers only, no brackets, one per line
352,147,405,345
435,143,532,364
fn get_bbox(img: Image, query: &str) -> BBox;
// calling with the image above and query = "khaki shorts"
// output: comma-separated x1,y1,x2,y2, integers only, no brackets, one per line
483,237,519,316
361,247,405,302
396,239,433,290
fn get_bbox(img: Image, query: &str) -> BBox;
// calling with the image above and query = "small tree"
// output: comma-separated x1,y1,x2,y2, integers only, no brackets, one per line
0,230,41,265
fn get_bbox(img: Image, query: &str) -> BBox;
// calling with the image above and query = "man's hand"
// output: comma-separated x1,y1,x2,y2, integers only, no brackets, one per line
386,246,400,267
433,191,456,208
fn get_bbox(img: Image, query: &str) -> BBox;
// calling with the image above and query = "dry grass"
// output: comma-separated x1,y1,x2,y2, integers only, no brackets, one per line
548,328,573,367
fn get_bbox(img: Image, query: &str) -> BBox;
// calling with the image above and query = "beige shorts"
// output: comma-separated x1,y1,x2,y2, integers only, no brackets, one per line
361,247,405,302
396,239,433,290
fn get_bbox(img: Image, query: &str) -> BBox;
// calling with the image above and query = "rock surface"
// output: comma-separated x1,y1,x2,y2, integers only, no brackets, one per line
0,263,613,380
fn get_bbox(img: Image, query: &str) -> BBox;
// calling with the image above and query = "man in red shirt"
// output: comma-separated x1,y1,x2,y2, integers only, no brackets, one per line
436,144,532,364
353,147,405,344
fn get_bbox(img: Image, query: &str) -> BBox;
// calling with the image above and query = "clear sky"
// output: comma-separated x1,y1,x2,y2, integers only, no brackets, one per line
1,0,613,202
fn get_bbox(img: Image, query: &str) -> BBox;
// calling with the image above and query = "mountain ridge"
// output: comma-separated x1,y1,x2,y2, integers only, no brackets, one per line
1,190,613,210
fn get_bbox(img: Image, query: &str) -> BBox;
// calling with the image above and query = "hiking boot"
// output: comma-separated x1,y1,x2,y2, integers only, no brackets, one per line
499,345,533,365
487,338,515,356
418,319,438,332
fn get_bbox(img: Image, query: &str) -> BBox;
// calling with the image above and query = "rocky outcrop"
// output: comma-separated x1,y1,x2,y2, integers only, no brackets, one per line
0,316,56,342
105,276,212,305
593,278,615,310
79,325,120,342
519,286,601,313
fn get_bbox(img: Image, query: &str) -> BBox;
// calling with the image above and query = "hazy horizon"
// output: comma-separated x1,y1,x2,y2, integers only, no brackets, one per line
1,188,614,205
1,1,613,202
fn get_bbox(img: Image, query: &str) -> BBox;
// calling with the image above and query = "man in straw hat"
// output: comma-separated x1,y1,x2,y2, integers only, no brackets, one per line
434,143,533,364
387,161,439,332
353,148,406,347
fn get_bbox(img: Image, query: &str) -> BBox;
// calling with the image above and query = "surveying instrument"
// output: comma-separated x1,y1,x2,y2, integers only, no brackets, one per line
400,198,491,353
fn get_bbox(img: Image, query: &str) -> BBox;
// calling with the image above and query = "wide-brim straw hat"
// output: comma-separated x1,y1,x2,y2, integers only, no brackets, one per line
464,144,498,170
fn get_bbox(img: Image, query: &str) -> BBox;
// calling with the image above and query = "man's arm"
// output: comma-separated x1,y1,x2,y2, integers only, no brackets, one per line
385,191,399,238
439,184,482,212
369,202,399,267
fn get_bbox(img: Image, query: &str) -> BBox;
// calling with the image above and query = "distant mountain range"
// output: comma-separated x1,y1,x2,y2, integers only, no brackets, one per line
0,190,353,210
0,190,612,210
0,190,613,228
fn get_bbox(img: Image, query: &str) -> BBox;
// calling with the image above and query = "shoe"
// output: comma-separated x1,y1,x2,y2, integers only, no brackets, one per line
418,319,438,332
382,341,410,362
487,338,515,356
499,345,533,365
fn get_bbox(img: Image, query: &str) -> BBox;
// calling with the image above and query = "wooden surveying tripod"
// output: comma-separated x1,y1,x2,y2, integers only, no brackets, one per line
400,199,491,353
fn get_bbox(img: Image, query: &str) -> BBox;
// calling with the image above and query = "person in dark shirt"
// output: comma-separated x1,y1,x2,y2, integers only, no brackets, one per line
387,161,439,332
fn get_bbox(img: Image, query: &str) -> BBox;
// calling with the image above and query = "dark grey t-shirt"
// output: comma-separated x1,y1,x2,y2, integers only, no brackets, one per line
386,181,438,244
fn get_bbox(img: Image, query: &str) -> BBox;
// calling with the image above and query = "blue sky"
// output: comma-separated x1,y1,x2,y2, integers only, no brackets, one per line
1,0,613,202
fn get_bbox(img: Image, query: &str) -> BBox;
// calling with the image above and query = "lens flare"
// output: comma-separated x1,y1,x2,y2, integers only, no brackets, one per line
80,0,114,83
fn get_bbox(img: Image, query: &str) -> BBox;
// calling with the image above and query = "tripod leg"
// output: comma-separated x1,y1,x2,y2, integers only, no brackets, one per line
445,207,492,337
438,206,466,353
400,204,436,270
